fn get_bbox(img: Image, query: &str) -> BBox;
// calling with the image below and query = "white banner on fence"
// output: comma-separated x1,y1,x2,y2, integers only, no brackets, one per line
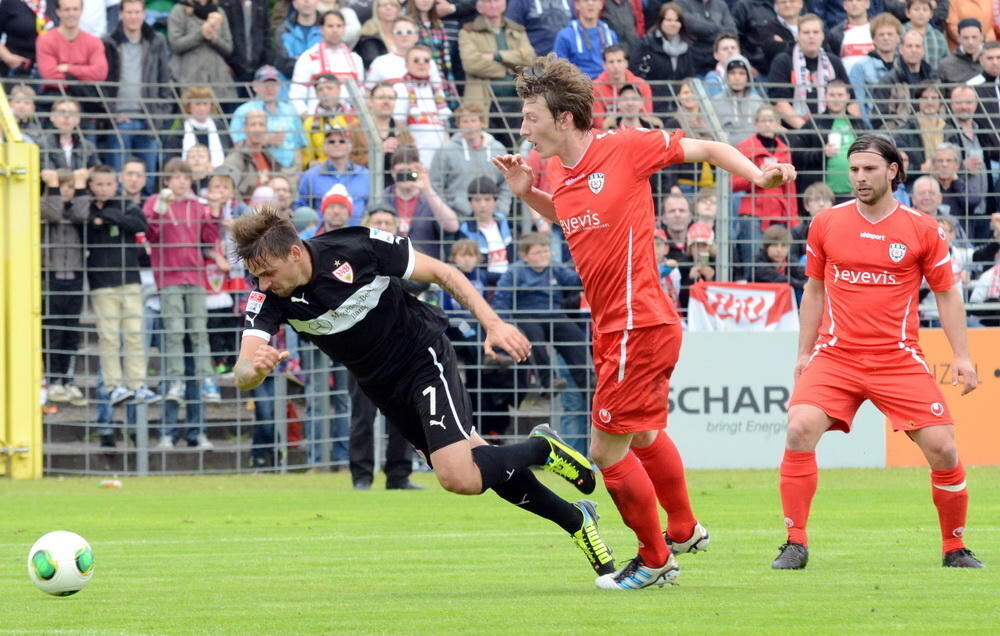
667,332,886,469
687,282,800,332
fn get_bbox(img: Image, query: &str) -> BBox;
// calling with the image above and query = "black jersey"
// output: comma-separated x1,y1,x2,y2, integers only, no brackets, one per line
242,227,448,386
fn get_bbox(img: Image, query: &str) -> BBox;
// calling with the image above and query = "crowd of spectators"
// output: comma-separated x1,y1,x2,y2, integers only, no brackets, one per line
5,0,1000,467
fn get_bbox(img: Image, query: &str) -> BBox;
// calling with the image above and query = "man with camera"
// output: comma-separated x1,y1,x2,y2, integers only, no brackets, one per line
374,145,460,260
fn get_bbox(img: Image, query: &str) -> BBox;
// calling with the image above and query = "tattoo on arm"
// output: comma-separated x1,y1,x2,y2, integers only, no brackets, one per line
439,266,474,312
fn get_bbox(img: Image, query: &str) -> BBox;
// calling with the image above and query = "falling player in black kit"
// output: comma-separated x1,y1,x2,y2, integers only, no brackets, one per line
231,208,615,577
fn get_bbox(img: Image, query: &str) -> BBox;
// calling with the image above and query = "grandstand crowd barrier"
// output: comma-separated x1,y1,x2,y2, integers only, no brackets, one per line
2,76,997,476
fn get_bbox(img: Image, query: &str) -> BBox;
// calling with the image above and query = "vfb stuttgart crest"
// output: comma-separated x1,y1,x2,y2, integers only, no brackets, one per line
587,172,605,194
888,242,907,263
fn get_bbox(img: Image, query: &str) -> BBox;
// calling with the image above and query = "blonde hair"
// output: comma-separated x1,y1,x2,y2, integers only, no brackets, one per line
181,86,219,115
450,239,480,261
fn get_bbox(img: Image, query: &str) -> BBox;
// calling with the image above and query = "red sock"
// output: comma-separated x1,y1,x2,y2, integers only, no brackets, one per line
632,430,697,542
601,452,670,567
779,449,817,547
931,464,968,554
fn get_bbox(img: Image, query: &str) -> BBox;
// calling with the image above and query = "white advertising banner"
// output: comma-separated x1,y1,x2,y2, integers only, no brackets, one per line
667,332,886,469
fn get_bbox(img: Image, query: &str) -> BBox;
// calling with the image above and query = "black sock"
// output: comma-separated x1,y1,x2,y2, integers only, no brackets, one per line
470,439,550,492
492,468,583,534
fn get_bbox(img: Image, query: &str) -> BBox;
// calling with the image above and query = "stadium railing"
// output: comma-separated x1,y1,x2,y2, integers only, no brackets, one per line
10,75,998,476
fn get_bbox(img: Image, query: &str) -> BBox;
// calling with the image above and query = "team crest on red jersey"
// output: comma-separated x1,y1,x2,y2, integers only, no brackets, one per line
332,261,354,283
587,172,605,194
888,242,907,263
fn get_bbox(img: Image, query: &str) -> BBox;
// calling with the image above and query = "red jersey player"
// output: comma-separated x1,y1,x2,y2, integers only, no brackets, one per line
773,135,983,570
493,55,797,589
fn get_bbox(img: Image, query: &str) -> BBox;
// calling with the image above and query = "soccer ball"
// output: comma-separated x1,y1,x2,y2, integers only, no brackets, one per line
27,531,95,596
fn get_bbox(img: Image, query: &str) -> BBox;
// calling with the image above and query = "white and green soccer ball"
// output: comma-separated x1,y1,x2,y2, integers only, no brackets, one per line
27,531,95,596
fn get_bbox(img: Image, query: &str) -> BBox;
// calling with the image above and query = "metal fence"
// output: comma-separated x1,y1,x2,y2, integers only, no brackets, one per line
7,75,998,476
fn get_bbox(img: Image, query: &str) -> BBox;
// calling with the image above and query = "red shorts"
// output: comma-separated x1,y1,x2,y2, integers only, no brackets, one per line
591,323,681,434
789,346,953,432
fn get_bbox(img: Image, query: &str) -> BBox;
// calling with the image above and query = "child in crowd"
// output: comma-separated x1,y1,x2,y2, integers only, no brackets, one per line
493,233,588,393
171,85,230,167
443,239,490,327
40,168,90,406
143,158,222,406
204,169,249,374
85,165,159,407
444,239,516,438
686,222,717,285
458,177,513,288
9,84,43,144
693,188,718,231
186,144,215,195
791,182,834,263
751,225,807,292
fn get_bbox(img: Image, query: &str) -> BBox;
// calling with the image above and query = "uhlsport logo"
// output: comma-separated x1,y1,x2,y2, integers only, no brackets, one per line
931,402,945,416
598,408,612,424
588,172,605,194
889,242,907,263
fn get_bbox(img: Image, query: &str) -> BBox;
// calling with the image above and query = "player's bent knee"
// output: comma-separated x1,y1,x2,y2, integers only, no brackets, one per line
434,468,482,495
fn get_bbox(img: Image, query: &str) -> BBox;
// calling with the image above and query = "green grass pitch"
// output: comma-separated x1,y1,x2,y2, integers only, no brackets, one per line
1,467,997,635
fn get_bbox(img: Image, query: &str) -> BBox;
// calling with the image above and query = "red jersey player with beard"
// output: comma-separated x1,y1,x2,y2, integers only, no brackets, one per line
772,135,983,571
494,55,797,590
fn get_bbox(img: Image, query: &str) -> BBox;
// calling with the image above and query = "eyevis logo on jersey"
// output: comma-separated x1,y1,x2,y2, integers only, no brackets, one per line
888,242,908,263
587,172,606,194
558,210,608,237
831,264,899,286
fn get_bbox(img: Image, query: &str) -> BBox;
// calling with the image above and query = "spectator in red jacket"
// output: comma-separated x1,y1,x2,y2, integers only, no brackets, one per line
143,158,222,407
731,104,799,268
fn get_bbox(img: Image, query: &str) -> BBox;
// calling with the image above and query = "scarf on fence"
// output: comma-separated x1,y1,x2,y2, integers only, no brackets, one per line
418,22,458,101
791,45,835,117
183,118,225,167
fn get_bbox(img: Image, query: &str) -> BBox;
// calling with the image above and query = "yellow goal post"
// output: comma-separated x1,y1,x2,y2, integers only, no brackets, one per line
0,85,43,479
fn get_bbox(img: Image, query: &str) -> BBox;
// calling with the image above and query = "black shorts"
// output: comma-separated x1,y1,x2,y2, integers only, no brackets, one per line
359,334,475,461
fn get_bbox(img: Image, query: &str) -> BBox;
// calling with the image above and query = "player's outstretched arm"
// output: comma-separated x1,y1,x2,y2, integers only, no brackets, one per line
234,335,290,392
934,287,978,395
679,137,796,190
794,277,825,379
409,251,531,362
491,154,558,223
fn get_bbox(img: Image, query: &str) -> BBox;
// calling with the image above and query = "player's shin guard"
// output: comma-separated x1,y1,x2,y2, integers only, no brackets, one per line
632,430,697,541
780,449,818,547
601,451,670,568
491,468,582,534
931,463,969,554
470,441,550,492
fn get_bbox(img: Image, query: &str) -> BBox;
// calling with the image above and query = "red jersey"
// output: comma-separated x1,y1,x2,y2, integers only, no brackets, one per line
805,199,953,353
552,128,685,333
